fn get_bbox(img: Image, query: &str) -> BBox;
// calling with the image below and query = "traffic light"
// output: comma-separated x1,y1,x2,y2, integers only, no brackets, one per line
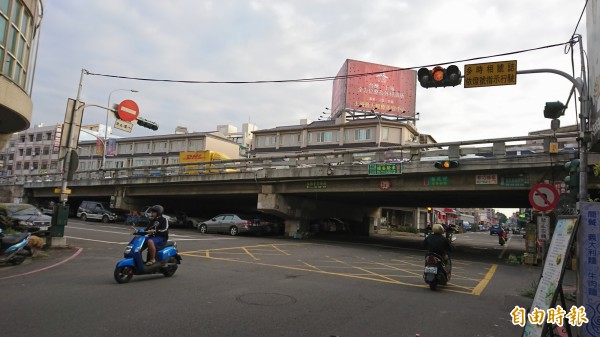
544,101,566,119
434,160,460,169
417,65,462,88
136,117,159,131
564,159,580,199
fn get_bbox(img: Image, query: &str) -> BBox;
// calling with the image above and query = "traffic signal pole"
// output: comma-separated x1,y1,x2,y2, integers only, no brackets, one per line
516,65,589,203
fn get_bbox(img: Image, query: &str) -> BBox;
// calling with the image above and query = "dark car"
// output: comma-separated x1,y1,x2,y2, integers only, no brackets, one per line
0,203,51,233
489,225,503,235
197,213,276,236
76,201,126,223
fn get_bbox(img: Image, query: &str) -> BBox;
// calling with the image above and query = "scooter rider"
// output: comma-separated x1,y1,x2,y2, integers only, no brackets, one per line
423,223,452,266
145,205,169,265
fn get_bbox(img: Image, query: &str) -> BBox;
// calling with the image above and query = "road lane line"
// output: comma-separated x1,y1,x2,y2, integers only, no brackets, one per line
0,247,83,281
471,264,498,296
65,236,128,244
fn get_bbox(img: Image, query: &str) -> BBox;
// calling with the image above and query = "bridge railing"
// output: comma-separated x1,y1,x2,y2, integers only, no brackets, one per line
1,132,579,186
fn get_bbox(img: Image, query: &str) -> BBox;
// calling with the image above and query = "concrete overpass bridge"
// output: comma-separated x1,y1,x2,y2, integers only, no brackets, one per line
3,133,598,234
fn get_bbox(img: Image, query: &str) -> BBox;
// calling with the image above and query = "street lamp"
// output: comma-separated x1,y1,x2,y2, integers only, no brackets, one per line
103,89,138,169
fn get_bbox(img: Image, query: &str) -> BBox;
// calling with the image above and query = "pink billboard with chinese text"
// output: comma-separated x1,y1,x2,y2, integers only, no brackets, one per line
331,59,416,118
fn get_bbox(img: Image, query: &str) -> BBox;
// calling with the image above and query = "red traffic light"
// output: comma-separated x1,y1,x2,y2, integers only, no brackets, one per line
417,65,462,88
434,160,460,169
432,66,445,82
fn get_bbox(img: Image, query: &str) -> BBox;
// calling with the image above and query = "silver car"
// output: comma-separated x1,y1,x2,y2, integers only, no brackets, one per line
197,214,265,236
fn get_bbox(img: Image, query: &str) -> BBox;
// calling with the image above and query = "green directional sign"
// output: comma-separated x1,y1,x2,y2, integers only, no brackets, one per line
368,163,402,175
424,176,449,186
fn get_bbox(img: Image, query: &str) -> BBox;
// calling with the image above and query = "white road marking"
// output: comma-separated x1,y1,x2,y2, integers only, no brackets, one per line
65,236,127,244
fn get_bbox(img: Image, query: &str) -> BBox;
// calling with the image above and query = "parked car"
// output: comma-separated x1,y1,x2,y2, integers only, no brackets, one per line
197,213,274,236
0,203,51,234
489,225,503,235
462,223,472,231
138,206,197,228
76,201,126,223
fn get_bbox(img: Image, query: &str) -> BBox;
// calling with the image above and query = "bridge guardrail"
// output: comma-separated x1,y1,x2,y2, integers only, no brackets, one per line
1,132,580,186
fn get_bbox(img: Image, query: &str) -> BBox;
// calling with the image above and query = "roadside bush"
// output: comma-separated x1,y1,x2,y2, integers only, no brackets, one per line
396,226,419,233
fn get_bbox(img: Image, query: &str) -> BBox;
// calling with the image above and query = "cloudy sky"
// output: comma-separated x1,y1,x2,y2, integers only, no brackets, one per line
30,0,589,143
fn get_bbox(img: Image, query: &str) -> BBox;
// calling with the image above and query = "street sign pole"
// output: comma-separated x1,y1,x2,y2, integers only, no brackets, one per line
60,68,86,205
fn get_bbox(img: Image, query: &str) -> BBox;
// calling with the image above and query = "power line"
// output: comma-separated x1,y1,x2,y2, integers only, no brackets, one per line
571,0,588,39
86,40,571,85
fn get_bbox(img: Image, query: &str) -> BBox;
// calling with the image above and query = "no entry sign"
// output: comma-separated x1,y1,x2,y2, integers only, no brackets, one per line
528,183,559,212
117,99,139,122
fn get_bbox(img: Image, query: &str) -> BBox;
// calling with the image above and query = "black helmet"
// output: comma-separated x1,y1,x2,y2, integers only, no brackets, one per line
150,205,164,215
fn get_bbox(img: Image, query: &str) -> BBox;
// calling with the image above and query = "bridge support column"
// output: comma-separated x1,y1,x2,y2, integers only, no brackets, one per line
258,185,378,237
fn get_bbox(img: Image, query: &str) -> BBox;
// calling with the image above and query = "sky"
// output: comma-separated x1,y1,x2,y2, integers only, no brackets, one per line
29,0,589,143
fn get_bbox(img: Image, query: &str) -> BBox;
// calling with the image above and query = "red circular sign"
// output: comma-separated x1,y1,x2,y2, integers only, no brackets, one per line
117,99,140,122
528,183,559,212
379,179,391,191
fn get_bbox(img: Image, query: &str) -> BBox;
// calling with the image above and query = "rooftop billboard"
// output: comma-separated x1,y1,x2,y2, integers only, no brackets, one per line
331,59,417,118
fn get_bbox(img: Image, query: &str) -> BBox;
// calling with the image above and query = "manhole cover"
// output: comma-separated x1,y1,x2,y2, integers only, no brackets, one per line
236,293,297,306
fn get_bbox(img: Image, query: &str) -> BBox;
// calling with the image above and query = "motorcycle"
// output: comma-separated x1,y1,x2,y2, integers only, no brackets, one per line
445,224,457,242
114,227,182,284
499,231,508,246
423,252,452,291
0,228,31,265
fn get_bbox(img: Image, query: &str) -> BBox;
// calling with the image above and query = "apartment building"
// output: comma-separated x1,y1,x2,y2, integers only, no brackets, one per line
251,115,435,157
0,124,244,178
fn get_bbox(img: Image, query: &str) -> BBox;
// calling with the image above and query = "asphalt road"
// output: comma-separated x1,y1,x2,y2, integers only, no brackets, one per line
0,221,542,337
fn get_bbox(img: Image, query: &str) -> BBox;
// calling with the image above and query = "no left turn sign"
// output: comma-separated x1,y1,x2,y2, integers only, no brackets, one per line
528,183,559,212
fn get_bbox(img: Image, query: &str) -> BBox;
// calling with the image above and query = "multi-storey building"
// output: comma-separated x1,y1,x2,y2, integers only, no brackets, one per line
251,115,434,158
0,0,44,148
0,123,247,178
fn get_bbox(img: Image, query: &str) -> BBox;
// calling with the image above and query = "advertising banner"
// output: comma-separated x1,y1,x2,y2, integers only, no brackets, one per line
579,202,600,337
522,216,578,337
331,59,416,118
106,139,117,157
94,139,104,156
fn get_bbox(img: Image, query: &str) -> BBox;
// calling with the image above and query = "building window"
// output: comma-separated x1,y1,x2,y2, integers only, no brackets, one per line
355,129,371,141
28,134,33,141
290,134,297,145
16,162,21,169
25,147,31,156
315,131,333,143
33,147,39,155
8,153,13,160
32,161,38,170
18,148,23,156
263,136,276,147
23,162,29,169
41,163,47,170
42,146,49,155
149,159,159,166
134,160,147,167
382,128,389,141
45,132,52,140
19,135,25,142
35,133,41,141
344,130,349,142
115,161,124,168
50,161,57,170
0,0,33,88
170,158,179,164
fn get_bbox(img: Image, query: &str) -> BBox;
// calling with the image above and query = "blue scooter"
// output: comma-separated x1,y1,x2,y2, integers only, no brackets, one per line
0,228,31,265
114,228,181,284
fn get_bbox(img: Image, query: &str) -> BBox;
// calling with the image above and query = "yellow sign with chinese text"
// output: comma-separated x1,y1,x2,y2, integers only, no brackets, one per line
464,60,517,88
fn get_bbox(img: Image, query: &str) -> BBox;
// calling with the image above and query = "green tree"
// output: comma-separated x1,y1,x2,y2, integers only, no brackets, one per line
496,212,508,224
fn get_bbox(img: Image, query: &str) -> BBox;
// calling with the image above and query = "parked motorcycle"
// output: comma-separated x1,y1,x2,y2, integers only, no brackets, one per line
446,224,457,242
0,228,31,265
114,227,182,284
423,252,452,291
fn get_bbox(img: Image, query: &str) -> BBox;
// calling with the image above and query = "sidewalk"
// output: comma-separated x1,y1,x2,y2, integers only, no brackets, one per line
0,245,82,281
